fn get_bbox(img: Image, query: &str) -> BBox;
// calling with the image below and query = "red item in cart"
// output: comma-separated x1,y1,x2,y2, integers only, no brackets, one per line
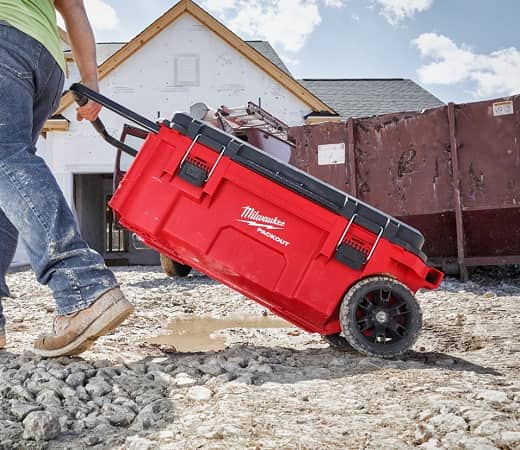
110,113,443,358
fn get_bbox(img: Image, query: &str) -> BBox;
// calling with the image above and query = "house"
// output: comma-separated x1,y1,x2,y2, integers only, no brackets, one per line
12,0,443,267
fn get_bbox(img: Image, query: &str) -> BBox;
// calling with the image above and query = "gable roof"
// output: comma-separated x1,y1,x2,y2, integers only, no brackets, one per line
57,0,333,114
300,78,444,118
247,41,291,76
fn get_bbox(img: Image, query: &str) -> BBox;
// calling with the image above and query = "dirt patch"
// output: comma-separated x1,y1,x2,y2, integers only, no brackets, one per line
1,266,519,449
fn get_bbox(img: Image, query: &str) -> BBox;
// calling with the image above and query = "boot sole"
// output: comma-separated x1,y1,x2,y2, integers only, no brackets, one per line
33,297,134,358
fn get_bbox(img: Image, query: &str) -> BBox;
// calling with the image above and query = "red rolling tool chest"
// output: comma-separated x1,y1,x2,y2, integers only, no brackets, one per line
72,84,444,358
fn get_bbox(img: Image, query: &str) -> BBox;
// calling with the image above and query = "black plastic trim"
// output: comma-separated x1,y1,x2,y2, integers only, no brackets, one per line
178,161,208,186
232,145,346,211
352,214,383,236
336,244,366,271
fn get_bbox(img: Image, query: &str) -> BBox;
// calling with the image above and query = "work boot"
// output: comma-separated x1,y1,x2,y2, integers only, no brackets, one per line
33,287,134,357
0,329,5,349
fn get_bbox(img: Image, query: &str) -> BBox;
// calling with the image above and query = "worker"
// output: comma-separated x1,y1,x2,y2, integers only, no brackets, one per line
0,0,134,356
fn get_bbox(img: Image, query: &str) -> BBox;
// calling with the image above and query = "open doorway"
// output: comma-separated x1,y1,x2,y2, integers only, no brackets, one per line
73,173,159,266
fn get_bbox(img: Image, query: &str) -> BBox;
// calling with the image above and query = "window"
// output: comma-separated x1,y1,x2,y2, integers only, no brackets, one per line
174,54,200,86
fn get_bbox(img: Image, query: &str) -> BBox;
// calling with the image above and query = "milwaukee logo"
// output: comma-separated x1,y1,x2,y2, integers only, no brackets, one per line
236,206,290,247
237,206,285,230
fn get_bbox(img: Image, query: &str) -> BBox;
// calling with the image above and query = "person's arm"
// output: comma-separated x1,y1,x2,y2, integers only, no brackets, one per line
55,0,101,121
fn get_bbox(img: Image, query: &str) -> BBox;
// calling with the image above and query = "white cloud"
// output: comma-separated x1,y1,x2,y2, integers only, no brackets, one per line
84,0,120,31
323,0,345,6
278,53,301,67
414,33,520,98
204,0,237,13
200,0,346,53
56,0,119,32
374,0,433,25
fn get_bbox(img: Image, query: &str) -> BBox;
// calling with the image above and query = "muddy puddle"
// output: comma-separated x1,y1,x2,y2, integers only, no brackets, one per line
148,315,291,352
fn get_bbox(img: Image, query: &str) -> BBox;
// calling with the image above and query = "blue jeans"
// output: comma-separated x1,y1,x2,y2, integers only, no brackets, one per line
0,22,118,330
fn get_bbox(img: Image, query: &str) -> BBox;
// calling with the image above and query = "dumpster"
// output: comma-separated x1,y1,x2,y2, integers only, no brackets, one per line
289,95,520,278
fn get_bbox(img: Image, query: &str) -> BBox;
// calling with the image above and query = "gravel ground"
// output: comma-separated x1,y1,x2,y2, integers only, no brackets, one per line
1,266,519,449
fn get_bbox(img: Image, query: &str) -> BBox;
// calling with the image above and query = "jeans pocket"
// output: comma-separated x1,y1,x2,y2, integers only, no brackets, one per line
0,62,32,80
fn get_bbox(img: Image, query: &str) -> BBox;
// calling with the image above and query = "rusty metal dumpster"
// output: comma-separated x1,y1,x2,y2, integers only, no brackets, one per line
289,95,520,278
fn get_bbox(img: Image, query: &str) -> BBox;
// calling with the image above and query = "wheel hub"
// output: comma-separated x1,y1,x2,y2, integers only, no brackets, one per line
375,310,389,324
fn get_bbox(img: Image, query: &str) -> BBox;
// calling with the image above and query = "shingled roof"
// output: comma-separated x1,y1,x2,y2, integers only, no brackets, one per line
247,41,292,76
299,78,444,118
244,49,443,118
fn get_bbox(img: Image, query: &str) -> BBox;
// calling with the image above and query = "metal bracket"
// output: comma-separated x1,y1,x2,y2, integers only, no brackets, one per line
179,136,226,184
205,145,226,181
179,134,201,168
336,214,388,264
366,223,386,262
336,213,358,249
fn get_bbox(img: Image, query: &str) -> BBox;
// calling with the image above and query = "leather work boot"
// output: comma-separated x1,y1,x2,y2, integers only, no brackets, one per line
33,287,134,357
0,329,5,349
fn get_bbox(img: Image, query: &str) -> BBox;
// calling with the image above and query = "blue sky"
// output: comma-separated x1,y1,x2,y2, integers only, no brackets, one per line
82,0,520,104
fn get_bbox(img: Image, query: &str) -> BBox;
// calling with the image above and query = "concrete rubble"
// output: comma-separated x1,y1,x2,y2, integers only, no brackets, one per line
0,266,519,449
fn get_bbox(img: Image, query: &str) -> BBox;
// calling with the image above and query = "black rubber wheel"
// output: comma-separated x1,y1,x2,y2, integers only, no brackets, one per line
160,254,192,278
339,276,422,358
323,333,355,353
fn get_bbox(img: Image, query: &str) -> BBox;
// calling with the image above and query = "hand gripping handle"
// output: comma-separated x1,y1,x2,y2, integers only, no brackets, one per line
70,83,161,157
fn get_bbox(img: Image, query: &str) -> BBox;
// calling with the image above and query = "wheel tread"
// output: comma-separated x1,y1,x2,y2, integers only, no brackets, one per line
339,276,422,359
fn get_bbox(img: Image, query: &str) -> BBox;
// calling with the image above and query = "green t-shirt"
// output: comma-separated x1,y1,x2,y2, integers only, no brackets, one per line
0,0,65,72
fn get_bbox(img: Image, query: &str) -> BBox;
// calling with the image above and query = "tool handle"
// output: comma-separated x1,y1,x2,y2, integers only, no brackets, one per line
70,83,161,157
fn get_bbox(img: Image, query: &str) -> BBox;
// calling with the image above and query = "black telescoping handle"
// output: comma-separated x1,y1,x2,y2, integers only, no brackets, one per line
70,83,161,157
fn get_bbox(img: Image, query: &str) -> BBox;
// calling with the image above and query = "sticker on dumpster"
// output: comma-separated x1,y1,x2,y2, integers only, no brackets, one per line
492,100,514,117
318,143,345,165
237,206,290,247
